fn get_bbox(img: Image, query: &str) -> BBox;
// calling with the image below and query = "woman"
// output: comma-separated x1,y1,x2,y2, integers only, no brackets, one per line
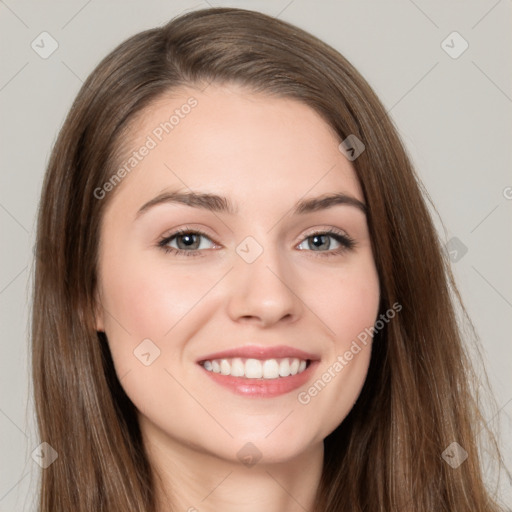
32,7,508,511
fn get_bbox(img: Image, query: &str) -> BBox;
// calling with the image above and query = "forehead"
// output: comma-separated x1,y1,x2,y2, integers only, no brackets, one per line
106,83,363,213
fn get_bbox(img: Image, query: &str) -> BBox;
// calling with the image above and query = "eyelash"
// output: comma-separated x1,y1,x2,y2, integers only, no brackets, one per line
157,226,356,259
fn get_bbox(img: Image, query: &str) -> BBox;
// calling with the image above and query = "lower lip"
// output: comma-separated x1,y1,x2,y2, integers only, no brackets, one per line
198,360,320,397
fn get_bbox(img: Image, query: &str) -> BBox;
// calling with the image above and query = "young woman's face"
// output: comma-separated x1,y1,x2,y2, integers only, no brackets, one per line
95,84,380,464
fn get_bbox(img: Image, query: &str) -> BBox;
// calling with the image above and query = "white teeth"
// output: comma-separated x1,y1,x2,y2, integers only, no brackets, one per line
278,358,290,377
262,359,279,379
230,357,245,377
201,357,309,379
245,359,263,378
220,359,231,375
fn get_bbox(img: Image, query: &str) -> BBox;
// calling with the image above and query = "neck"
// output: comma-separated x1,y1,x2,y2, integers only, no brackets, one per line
140,418,324,512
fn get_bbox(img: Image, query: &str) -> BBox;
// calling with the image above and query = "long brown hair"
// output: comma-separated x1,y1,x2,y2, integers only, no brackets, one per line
31,7,508,511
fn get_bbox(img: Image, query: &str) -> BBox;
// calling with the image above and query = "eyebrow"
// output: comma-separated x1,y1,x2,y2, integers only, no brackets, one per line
135,190,367,219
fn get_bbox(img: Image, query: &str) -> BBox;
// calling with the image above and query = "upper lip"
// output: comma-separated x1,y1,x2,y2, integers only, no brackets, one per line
196,344,321,363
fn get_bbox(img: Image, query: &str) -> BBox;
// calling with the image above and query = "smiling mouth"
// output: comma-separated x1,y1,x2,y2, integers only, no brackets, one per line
198,357,320,398
199,357,312,379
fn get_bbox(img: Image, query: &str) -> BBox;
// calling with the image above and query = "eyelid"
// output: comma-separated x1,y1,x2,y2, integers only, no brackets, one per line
296,225,351,242
159,224,219,243
159,224,351,247
294,225,356,252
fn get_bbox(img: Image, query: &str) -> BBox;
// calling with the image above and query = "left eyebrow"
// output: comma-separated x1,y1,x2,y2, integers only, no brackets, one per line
294,193,367,215
135,190,366,219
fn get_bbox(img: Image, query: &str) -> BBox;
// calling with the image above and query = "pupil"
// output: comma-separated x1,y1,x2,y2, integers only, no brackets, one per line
311,234,328,250
178,234,198,249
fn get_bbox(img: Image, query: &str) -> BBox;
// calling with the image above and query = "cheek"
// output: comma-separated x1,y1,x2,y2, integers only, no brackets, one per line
293,255,379,428
305,256,380,345
99,252,208,341
97,254,209,413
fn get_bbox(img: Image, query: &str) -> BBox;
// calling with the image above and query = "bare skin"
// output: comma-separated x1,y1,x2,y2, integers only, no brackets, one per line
95,83,380,512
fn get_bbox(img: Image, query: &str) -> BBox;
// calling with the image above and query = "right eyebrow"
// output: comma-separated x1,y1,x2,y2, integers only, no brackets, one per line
136,191,238,218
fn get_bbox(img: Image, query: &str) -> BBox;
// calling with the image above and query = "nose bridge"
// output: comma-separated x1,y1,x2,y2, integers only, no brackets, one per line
225,234,302,325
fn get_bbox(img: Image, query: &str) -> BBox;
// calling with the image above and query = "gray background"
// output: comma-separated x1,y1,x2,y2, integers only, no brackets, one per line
1,0,511,509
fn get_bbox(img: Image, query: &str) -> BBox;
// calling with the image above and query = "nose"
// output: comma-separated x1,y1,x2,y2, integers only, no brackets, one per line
225,242,303,328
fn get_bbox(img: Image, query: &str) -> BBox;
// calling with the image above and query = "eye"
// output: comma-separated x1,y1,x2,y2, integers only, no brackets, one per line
296,229,356,257
157,227,356,258
158,228,216,257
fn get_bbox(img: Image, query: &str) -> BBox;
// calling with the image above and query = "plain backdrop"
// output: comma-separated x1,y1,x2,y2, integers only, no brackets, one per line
1,1,511,510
